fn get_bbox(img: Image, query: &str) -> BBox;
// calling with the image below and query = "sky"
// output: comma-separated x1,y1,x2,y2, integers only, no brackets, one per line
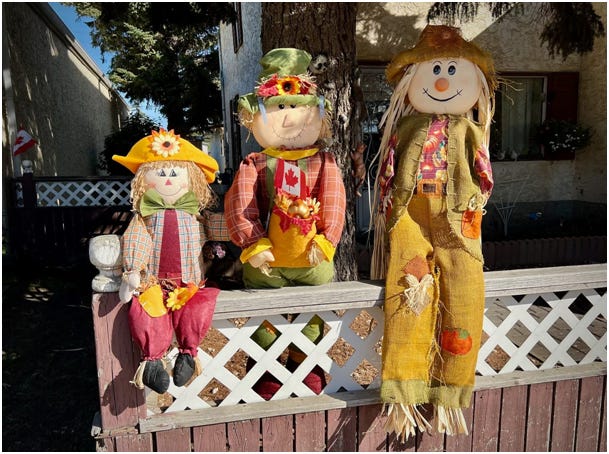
49,2,167,126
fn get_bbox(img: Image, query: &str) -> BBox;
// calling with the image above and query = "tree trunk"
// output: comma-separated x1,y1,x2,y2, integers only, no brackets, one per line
261,2,360,281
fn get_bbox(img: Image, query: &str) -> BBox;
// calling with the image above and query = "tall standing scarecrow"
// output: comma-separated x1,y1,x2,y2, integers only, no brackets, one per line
371,25,497,439
225,48,346,400
113,129,221,394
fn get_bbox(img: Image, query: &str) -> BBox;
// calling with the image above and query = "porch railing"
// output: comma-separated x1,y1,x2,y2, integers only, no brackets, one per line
90,256,606,451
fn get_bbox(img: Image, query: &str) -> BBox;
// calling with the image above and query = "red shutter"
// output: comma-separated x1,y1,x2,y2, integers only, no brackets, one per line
546,73,579,122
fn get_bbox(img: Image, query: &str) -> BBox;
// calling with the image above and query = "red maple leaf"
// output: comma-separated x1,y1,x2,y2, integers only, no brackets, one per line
284,168,299,188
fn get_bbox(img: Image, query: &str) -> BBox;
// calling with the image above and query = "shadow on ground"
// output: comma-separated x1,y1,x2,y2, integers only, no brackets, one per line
2,258,99,452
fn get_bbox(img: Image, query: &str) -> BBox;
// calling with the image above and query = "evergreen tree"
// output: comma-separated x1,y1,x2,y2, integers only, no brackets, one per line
67,2,236,136
427,2,605,60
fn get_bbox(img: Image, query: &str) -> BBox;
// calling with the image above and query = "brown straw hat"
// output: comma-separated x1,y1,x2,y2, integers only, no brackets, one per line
386,25,497,92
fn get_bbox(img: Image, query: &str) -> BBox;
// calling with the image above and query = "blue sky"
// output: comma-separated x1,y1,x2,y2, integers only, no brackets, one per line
49,2,167,126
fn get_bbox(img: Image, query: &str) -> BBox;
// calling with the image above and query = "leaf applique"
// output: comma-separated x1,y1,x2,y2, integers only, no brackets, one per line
284,168,299,188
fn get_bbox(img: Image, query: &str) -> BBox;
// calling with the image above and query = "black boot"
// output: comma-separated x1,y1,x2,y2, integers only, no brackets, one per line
143,359,170,394
173,353,196,387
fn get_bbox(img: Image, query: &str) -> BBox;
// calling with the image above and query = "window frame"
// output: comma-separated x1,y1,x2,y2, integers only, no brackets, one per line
493,71,580,161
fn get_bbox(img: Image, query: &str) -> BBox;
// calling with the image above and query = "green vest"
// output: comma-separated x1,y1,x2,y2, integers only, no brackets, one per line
388,114,486,261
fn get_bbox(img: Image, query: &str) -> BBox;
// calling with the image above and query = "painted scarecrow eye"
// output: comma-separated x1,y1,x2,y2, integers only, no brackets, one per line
448,65,456,75
278,104,286,110
290,104,297,109
169,169,177,177
433,64,441,75
158,169,166,177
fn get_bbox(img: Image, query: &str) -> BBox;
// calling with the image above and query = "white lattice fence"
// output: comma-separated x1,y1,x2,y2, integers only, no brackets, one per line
478,289,606,375
15,179,131,207
137,265,606,416
149,306,385,415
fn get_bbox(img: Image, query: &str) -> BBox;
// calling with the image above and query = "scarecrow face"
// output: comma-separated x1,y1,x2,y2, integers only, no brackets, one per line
144,164,190,204
408,58,481,115
251,104,322,149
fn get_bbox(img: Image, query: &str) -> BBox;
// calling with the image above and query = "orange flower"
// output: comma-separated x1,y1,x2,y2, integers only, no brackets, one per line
166,283,199,311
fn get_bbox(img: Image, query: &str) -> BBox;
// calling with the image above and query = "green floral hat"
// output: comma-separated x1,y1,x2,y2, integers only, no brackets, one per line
238,48,331,115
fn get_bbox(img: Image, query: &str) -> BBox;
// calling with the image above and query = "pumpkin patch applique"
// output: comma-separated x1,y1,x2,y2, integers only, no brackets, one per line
440,328,473,355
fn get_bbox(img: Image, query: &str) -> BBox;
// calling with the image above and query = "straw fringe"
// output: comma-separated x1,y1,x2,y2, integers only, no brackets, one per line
370,212,387,279
130,360,147,390
383,402,432,442
435,405,469,436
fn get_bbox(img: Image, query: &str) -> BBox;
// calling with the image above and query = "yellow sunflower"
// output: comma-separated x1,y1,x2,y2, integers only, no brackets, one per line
165,283,199,311
276,76,301,96
150,128,181,158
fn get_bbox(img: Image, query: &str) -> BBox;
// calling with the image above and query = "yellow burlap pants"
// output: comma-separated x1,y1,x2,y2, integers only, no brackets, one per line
380,195,484,437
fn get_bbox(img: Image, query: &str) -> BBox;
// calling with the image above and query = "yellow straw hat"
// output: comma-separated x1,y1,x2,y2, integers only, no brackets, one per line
386,25,497,92
112,129,219,182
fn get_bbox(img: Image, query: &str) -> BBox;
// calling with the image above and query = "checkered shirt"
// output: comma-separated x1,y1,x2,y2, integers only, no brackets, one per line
224,151,346,248
121,210,205,283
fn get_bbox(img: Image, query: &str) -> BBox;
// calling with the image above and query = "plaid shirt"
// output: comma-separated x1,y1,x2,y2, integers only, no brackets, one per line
122,210,205,283
225,150,346,248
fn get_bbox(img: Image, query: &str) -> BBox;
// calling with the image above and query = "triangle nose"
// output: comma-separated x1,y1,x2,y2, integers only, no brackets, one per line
165,179,172,186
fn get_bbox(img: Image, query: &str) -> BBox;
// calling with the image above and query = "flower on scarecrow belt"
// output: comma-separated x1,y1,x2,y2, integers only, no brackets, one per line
165,283,198,311
256,74,314,98
149,128,181,158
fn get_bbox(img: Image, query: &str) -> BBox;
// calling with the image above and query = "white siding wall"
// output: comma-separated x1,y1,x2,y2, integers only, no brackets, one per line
219,3,263,171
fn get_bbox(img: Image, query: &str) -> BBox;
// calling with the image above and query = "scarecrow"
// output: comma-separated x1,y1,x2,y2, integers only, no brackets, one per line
370,25,497,439
224,48,346,400
113,129,221,394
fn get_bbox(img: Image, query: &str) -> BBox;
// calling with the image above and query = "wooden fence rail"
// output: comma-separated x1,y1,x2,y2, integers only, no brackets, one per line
90,261,607,452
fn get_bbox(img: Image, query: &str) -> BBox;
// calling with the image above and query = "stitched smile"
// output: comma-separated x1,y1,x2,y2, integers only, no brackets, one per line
271,123,307,141
423,88,463,102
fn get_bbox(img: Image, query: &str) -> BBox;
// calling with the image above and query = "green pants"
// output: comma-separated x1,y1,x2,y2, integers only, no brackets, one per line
244,260,333,355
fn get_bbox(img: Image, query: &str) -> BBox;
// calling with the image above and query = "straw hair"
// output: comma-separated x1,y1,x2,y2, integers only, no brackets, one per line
130,160,216,212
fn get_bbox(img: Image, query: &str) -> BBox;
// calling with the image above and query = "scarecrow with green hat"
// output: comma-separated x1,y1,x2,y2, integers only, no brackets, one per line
370,25,497,439
113,129,221,394
224,48,346,400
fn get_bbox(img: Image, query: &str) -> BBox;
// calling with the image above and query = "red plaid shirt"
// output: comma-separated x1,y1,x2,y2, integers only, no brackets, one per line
224,150,346,249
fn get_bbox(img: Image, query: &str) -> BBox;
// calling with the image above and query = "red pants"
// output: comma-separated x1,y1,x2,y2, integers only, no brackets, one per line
129,287,219,360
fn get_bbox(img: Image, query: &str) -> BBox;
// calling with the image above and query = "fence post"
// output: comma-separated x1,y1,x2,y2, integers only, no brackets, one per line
21,160,36,208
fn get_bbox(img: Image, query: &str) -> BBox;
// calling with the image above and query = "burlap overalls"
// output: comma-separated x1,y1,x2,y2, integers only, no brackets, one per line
381,114,486,436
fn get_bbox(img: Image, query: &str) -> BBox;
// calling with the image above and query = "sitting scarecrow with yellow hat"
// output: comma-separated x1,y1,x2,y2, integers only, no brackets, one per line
113,129,220,394
224,48,346,399
371,25,497,439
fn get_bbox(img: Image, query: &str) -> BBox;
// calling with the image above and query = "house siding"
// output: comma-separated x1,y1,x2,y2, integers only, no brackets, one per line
219,2,262,170
575,3,607,204
2,2,129,178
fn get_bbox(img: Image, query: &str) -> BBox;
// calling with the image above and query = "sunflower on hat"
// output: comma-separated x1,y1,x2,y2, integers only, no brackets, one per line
257,74,315,98
112,128,218,183
149,129,181,158
237,48,331,116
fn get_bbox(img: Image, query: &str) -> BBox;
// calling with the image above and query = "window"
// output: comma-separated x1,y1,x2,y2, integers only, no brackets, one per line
492,72,579,161
232,3,243,53
492,76,546,160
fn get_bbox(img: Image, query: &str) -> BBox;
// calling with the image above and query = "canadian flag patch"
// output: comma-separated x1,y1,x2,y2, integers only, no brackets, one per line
275,159,308,198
